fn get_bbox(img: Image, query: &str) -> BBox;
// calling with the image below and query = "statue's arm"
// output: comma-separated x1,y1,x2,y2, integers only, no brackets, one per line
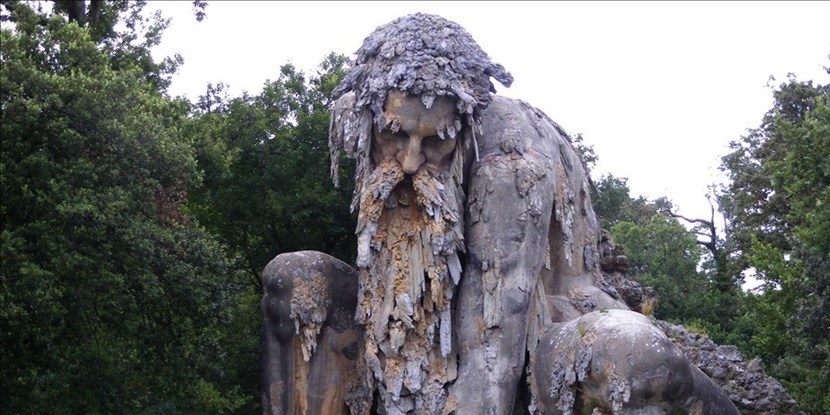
452,97,559,414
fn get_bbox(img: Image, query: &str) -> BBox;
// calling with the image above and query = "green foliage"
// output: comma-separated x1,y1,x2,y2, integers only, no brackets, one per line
594,174,736,339
591,174,634,228
719,72,830,413
571,133,598,173
186,54,357,283
610,216,718,324
592,174,662,229
0,2,254,413
720,76,828,268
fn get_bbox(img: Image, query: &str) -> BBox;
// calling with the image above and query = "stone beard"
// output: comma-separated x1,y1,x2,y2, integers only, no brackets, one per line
354,156,465,414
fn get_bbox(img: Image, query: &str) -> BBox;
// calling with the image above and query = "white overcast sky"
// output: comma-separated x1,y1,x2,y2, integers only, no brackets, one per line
149,1,829,225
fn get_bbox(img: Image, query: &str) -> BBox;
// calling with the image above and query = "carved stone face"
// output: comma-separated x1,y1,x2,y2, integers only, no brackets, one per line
372,90,458,175
358,90,465,413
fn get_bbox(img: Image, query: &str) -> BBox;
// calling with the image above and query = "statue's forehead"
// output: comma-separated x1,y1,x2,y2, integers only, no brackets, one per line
380,91,459,138
383,90,457,116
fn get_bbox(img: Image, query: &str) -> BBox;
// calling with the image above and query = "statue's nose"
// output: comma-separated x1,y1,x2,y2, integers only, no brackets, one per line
398,135,425,175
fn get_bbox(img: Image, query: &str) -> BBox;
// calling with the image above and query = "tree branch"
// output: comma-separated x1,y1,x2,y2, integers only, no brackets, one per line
1,0,48,26
667,211,710,227
62,0,87,25
87,0,101,27
666,201,719,255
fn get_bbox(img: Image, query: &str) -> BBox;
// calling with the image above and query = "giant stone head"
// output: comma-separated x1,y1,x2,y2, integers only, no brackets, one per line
329,13,514,199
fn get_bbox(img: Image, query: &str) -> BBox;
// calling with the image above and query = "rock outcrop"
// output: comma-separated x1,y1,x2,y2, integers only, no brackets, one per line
657,320,800,415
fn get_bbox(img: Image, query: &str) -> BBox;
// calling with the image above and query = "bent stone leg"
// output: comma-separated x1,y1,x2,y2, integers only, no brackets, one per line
261,251,369,415
532,309,740,415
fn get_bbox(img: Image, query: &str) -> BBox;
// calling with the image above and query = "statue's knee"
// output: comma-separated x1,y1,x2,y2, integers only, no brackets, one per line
261,251,359,342
581,311,693,407
262,251,305,298
620,329,693,405
532,310,697,412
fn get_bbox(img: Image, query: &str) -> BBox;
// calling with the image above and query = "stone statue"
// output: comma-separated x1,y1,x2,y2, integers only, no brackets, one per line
261,13,740,415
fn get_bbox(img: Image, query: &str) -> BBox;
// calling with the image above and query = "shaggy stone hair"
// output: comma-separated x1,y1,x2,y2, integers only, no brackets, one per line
332,12,513,125
329,13,513,209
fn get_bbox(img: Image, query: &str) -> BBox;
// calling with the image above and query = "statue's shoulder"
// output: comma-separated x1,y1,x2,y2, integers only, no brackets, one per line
482,94,525,116
480,95,574,145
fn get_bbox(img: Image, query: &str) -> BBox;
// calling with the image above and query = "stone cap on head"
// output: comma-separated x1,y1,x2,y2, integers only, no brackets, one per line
332,12,513,130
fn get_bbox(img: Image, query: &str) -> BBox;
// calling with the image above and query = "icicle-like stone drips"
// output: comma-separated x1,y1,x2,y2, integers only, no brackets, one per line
355,161,464,414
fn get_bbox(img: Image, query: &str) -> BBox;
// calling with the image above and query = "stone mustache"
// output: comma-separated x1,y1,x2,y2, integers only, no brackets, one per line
261,13,740,415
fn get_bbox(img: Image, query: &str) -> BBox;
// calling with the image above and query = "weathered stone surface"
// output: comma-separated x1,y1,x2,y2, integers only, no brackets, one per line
597,231,655,314
332,12,513,125
260,251,370,415
533,310,739,414
451,94,590,414
329,12,513,214
260,12,793,415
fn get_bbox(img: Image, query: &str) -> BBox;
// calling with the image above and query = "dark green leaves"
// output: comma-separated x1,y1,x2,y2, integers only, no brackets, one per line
719,74,829,414
1,3,247,413
186,57,356,284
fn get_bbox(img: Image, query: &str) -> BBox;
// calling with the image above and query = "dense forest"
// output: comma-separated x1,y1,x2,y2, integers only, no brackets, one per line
1,1,827,413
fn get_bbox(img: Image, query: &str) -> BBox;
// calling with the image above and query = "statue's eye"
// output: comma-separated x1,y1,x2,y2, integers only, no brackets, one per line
375,130,408,143
422,135,441,146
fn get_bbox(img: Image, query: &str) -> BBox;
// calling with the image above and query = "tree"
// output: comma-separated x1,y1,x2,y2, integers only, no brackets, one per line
589,176,728,334
659,192,741,337
719,70,829,413
663,194,731,288
610,215,722,325
1,2,252,413
2,0,191,90
186,54,356,286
